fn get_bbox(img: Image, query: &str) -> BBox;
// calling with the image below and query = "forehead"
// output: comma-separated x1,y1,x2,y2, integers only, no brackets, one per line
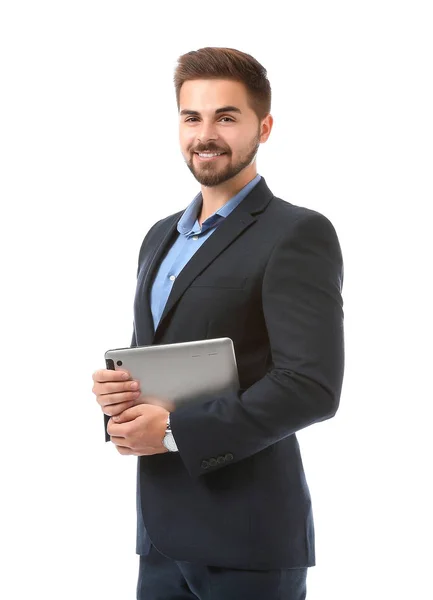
179,79,249,113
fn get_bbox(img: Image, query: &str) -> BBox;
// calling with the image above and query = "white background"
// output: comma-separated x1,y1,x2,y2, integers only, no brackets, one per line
1,1,432,598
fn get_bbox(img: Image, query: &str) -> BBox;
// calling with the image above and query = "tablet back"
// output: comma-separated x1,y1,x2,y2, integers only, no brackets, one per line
104,337,240,409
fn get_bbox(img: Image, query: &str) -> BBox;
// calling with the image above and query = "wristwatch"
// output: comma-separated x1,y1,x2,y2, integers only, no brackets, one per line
162,413,178,452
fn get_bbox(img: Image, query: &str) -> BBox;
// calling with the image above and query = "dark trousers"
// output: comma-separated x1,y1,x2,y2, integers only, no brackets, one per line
137,543,308,600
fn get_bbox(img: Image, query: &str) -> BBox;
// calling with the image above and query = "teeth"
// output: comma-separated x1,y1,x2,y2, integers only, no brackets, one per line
198,152,223,157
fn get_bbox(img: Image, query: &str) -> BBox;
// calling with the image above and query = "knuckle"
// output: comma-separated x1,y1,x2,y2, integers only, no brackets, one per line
95,370,105,381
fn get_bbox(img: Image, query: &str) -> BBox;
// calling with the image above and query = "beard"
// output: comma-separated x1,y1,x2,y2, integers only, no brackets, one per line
184,128,261,187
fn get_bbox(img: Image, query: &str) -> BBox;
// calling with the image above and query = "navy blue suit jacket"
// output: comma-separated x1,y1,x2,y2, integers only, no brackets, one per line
109,176,344,569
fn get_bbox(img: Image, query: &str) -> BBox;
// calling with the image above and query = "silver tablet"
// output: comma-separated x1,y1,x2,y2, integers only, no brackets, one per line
104,337,240,409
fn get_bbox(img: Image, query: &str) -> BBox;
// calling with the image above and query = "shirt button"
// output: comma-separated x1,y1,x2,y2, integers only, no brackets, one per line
193,236,198,240
169,275,176,281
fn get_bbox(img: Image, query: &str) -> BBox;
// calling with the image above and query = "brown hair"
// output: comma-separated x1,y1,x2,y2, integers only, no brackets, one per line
174,47,271,122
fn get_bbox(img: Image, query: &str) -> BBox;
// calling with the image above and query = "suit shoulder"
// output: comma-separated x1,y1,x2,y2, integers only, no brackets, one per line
266,197,344,286
269,196,339,236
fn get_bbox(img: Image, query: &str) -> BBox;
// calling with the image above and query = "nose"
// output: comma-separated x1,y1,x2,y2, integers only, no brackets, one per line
197,121,218,144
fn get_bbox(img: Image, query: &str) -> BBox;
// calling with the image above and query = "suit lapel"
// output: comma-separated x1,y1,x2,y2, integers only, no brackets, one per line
138,176,274,344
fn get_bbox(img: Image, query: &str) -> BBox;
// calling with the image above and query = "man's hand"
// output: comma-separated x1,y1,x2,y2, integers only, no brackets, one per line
92,368,143,417
92,368,176,416
92,368,177,455
107,403,172,456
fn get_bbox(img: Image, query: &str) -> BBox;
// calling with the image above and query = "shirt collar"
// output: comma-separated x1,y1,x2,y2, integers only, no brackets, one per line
177,174,262,236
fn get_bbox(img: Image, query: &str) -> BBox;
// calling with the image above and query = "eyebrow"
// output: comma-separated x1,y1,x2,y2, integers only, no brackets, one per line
179,105,242,116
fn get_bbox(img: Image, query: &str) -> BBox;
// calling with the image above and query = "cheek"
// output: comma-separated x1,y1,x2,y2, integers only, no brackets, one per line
179,129,195,146
178,133,190,153
223,137,240,155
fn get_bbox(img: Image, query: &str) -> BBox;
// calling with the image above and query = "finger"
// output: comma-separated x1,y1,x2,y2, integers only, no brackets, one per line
115,445,134,455
102,379,141,395
95,390,140,410
92,369,130,383
111,405,145,423
101,398,138,416
93,379,141,397
114,445,165,456
97,391,141,410
107,420,127,438
110,435,127,443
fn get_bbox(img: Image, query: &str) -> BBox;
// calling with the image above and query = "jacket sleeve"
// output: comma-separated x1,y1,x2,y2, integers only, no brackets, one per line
168,212,345,478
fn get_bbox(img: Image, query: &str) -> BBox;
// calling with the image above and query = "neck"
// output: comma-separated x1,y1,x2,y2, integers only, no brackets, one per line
198,164,257,225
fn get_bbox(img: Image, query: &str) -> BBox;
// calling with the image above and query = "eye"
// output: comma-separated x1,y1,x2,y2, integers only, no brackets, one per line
184,117,235,123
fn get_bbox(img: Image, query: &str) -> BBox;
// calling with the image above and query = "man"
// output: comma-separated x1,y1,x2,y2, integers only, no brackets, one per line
92,47,344,600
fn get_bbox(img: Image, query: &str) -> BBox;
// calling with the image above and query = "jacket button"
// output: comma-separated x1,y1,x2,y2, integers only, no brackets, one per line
201,460,210,469
224,453,234,461
209,458,217,467
217,456,225,464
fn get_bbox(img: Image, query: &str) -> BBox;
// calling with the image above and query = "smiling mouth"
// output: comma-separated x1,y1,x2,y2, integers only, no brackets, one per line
194,152,227,161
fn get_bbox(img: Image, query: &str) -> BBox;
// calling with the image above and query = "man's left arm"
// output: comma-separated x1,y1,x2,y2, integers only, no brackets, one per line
169,212,345,477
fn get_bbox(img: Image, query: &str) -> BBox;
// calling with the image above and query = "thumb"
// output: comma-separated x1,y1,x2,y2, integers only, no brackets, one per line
112,405,143,423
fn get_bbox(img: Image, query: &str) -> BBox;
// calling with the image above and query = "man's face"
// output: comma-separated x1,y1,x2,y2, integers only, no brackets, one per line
179,79,265,187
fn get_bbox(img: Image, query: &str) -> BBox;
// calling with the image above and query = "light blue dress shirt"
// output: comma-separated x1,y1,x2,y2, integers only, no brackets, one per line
150,173,262,332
